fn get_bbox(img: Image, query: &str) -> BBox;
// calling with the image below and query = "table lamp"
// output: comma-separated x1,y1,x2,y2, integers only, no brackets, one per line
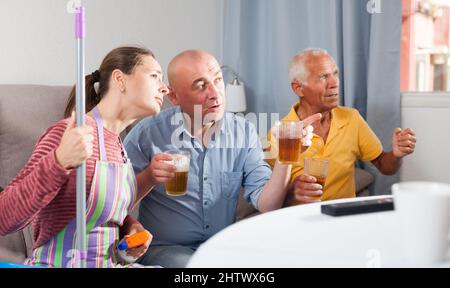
221,65,247,113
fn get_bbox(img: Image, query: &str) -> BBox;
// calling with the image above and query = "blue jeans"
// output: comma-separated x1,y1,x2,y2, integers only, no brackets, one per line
138,245,196,268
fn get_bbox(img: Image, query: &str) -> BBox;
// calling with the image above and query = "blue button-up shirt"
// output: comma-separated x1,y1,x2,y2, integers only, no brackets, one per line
124,106,271,248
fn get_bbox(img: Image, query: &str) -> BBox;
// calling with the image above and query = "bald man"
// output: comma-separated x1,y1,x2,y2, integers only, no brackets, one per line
124,50,320,267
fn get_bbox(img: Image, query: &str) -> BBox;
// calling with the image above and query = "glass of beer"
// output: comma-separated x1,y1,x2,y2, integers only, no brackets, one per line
303,157,329,200
164,150,190,196
277,120,303,164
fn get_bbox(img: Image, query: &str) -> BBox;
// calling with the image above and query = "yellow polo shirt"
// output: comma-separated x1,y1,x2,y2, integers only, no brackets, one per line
266,102,383,201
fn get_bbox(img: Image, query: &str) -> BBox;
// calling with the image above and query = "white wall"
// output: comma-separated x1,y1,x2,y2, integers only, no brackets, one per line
0,0,223,86
400,93,450,184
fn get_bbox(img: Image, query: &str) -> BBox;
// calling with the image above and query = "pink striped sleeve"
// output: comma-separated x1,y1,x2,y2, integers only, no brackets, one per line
0,120,72,235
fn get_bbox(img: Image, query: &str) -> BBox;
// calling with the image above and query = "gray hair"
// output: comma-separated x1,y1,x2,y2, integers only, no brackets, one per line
288,48,329,84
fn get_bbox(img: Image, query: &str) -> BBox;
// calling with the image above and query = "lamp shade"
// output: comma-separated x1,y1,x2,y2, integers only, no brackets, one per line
225,81,247,112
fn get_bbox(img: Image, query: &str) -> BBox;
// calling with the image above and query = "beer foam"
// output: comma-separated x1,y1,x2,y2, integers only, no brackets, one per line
174,154,190,172
279,121,303,139
285,130,299,139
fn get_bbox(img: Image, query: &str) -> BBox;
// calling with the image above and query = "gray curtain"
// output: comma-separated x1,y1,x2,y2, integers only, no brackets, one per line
222,0,402,195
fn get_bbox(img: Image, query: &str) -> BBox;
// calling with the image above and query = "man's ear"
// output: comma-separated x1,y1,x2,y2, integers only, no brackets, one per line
291,80,303,97
166,87,180,105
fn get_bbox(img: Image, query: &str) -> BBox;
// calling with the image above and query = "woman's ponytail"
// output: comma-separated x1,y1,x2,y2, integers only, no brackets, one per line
64,73,100,118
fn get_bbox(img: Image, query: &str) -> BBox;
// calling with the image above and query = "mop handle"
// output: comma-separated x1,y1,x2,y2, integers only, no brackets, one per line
75,4,87,268
75,6,85,39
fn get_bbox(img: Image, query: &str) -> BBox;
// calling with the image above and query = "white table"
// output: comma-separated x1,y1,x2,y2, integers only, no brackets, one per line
187,196,450,268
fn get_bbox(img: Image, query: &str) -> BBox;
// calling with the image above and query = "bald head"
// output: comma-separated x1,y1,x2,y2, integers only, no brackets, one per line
165,50,225,122
167,50,219,88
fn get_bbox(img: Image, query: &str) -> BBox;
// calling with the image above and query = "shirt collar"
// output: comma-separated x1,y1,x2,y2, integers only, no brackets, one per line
330,106,348,130
283,102,302,121
283,101,349,130
172,106,226,140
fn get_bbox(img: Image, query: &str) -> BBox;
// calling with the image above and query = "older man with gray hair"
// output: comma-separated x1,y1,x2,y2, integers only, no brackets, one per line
267,48,416,205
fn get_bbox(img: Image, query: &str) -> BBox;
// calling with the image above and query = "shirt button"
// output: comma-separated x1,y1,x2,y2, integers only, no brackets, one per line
203,176,208,181
204,201,208,206
205,225,210,229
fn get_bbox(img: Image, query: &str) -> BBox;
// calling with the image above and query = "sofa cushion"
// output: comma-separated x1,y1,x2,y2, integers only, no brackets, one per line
0,85,70,188
0,85,70,263
0,231,27,263
354,167,374,194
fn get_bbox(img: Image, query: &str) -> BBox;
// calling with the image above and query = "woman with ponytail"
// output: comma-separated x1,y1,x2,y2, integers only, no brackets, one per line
0,46,170,267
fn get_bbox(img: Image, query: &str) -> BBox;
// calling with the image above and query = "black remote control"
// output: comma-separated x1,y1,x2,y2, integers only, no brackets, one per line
321,197,394,216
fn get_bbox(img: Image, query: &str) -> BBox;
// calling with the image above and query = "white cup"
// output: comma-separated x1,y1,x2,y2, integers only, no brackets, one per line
392,182,450,266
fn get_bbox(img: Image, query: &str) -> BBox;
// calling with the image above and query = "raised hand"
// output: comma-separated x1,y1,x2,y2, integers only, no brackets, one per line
392,128,416,158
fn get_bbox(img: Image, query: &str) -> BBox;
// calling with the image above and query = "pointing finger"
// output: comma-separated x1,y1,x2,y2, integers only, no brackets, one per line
302,113,322,127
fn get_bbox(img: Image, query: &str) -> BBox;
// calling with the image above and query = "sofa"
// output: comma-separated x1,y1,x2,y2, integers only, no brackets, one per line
0,84,374,264
0,85,69,264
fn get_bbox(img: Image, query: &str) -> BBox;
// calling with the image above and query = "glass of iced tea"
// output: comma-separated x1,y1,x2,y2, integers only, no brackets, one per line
164,150,190,196
277,120,303,164
303,157,329,200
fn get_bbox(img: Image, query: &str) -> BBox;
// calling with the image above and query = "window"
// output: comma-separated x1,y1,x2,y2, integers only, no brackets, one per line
401,0,450,92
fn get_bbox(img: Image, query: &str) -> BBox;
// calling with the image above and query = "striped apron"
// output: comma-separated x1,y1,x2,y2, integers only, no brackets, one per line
25,107,137,268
